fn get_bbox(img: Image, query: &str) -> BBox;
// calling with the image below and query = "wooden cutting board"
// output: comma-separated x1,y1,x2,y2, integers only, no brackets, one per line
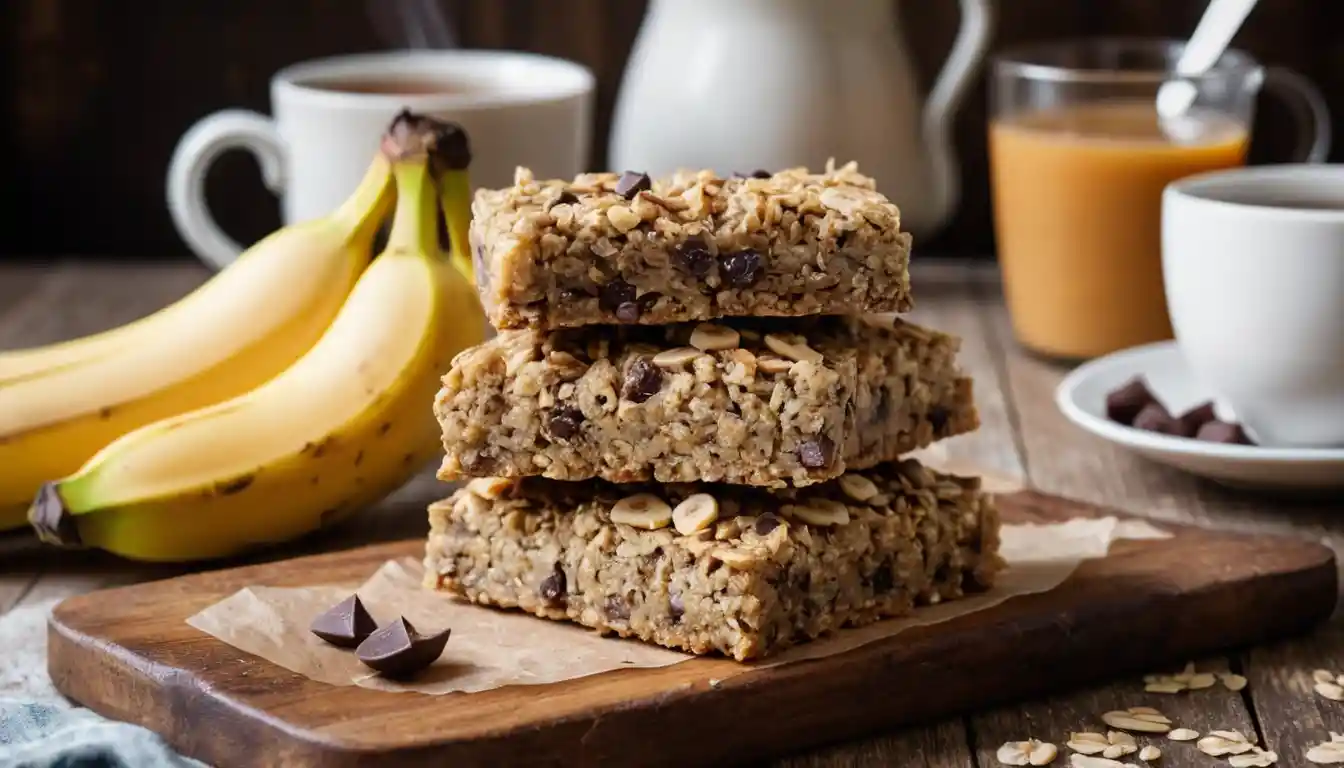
47,490,1336,768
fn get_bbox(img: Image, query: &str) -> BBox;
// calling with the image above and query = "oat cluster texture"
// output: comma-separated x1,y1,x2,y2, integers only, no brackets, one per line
424,162,1002,661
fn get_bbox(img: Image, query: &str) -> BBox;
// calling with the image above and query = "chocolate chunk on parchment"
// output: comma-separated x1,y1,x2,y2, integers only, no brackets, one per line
310,594,378,648
355,617,451,678
1106,376,1158,426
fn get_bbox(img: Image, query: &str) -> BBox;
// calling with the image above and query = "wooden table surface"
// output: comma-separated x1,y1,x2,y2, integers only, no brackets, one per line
3,259,1343,768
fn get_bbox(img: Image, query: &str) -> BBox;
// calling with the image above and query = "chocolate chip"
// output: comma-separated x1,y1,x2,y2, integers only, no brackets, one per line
871,563,894,594
673,237,715,278
614,171,651,199
1106,376,1158,426
558,287,590,303
555,190,579,206
546,404,585,440
1132,402,1179,434
797,436,835,469
754,513,781,535
733,169,771,179
354,617,451,678
615,302,641,322
928,406,950,435
720,250,764,288
605,595,631,621
668,593,684,621
1176,401,1217,436
539,563,567,605
310,594,378,648
1196,420,1253,445
598,278,636,312
637,291,662,312
621,357,663,403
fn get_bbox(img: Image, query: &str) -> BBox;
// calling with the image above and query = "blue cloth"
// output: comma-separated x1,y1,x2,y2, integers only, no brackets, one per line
0,699,206,768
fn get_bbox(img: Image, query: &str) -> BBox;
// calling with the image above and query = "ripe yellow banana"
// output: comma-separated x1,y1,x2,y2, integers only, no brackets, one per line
30,113,485,562
0,152,394,531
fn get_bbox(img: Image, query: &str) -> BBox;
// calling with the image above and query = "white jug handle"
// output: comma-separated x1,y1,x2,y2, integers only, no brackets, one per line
1262,67,1332,164
922,0,995,232
166,110,287,271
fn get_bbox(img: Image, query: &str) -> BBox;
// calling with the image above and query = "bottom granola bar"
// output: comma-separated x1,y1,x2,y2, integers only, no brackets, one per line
424,460,1002,661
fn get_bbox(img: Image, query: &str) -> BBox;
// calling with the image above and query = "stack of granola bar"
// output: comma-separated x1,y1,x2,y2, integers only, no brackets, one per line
424,164,1003,661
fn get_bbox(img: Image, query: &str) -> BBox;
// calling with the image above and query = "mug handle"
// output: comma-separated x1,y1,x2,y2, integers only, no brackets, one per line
1263,67,1332,163
166,110,287,270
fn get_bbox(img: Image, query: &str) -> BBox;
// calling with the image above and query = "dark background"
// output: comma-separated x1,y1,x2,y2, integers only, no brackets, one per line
4,0,1343,261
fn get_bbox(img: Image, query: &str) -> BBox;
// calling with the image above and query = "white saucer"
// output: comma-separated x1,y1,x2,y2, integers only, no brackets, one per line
1055,340,1344,493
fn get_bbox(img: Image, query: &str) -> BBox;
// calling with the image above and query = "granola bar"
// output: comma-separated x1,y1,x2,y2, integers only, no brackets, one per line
470,163,913,330
435,315,977,487
423,460,1002,661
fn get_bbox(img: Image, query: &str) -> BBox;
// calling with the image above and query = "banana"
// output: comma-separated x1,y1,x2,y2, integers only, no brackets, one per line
0,151,393,531
29,113,485,562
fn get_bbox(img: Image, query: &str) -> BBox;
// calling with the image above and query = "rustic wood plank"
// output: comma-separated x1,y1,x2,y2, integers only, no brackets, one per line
971,657,1259,768
43,493,1335,768
774,721,975,768
1244,625,1344,766
0,261,208,349
0,263,53,319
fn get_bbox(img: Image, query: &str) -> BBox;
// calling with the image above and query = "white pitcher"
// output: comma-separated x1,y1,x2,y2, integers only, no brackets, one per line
608,0,993,241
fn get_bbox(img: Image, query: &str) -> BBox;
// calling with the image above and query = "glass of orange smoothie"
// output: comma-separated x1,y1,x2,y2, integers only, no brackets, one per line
988,39,1329,360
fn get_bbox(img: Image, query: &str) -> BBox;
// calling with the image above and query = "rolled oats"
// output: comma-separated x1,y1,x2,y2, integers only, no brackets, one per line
1167,729,1199,741
651,347,703,368
690,323,741,351
1066,733,1109,755
765,333,824,363
1138,745,1160,762
839,473,881,502
466,477,515,500
1101,709,1171,733
610,493,673,530
998,740,1057,766
672,493,719,535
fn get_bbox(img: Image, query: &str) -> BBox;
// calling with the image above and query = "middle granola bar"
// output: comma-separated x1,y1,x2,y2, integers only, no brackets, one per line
435,314,978,488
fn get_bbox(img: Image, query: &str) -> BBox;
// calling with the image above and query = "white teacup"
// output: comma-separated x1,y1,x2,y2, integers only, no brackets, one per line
1163,164,1344,447
168,50,595,270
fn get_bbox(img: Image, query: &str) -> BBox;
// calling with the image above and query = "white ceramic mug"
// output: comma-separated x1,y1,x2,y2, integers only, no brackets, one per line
1163,164,1344,447
168,50,595,270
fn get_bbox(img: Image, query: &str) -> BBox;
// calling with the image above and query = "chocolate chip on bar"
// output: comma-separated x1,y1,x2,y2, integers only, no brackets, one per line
719,250,764,288
309,594,377,648
1195,420,1254,445
355,617,451,678
732,169,772,179
1106,376,1158,426
614,171,651,199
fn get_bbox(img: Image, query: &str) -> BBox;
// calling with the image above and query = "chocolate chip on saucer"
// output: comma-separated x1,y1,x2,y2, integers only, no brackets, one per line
1176,401,1217,436
1105,376,1158,426
355,617,451,678
1132,402,1182,435
1195,420,1254,445
309,594,378,649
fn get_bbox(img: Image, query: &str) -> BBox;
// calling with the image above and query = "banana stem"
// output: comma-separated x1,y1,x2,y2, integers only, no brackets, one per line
388,160,440,257
438,170,475,283
332,153,395,243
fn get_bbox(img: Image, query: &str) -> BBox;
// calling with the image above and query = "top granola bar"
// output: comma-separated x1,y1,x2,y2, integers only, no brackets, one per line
470,162,914,330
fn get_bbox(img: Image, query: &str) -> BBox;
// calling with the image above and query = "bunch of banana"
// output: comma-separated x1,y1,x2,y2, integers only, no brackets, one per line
0,149,395,531
23,111,484,561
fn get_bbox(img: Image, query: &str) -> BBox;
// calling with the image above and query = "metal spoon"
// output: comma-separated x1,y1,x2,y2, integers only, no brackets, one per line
1156,0,1260,120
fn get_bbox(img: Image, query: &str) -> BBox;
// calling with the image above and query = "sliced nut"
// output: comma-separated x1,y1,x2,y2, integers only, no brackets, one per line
997,740,1057,766
1131,712,1171,724
1101,709,1170,733
784,499,850,527
1314,669,1337,684
838,474,880,502
609,493,673,530
1308,740,1344,764
1171,662,1196,682
764,333,823,363
1106,732,1136,754
756,355,794,374
1100,745,1124,759
1070,756,1128,768
1167,728,1199,741
1197,731,1253,756
1220,672,1249,691
689,323,740,351
1139,745,1160,762
453,492,489,519
711,547,758,569
1144,680,1186,694
1128,707,1164,716
1317,681,1344,701
1067,733,1109,755
466,477,515,500
1229,749,1277,767
672,493,719,535
652,347,703,368
606,204,641,233
1185,672,1217,690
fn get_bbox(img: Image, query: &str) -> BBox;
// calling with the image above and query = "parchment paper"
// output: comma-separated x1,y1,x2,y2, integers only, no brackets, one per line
186,470,1170,694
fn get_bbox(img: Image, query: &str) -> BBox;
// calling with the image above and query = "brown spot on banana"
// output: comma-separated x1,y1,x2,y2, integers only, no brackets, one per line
98,406,114,420
214,475,256,496
354,450,365,467
302,437,334,458
378,422,393,436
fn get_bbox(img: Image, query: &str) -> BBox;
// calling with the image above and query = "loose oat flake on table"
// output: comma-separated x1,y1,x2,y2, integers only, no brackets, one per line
996,739,1057,766
184,515,1168,695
